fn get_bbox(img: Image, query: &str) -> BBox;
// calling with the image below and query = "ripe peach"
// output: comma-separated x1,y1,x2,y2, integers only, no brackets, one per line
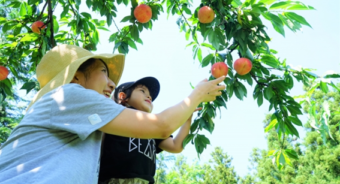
0,66,9,80
198,6,215,24
31,21,46,34
134,4,152,23
233,58,252,75
211,62,228,78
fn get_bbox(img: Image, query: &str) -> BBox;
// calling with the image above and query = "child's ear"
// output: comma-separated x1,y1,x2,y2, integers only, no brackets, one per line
118,92,127,101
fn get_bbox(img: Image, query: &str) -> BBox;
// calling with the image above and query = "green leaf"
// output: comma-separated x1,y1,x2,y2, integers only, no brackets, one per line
183,134,194,148
118,42,129,54
19,2,27,16
208,29,219,50
276,151,285,168
285,12,312,28
284,149,298,160
262,12,285,36
234,82,246,100
194,136,204,156
92,30,99,45
123,0,129,6
200,118,214,133
287,4,315,10
261,55,279,68
190,119,199,133
258,0,276,5
28,0,40,5
265,118,277,132
196,134,210,145
81,12,92,19
182,5,191,15
131,25,139,41
197,48,202,63
109,32,118,42
214,96,226,108
121,15,132,23
285,121,300,137
319,81,329,93
269,1,290,10
20,82,36,94
127,39,137,50
267,150,276,156
53,16,59,33
61,6,70,18
202,54,214,67
185,30,190,40
257,92,263,107
201,43,214,50
323,73,340,78
264,87,273,100
287,104,303,115
232,0,242,7
282,151,292,166
288,116,302,126
131,0,138,7
21,33,39,42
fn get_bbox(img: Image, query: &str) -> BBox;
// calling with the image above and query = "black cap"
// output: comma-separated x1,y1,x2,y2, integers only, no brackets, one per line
114,77,160,102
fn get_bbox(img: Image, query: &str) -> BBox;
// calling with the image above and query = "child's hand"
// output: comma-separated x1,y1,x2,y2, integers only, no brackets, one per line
187,107,202,122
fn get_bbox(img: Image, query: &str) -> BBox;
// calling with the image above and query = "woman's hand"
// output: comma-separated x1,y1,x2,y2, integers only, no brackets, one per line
193,76,226,102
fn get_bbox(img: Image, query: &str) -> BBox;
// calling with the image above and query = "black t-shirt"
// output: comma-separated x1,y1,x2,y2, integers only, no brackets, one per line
98,134,168,184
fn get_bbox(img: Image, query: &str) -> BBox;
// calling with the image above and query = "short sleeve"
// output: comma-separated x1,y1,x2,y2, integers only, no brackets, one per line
50,84,125,140
154,135,173,154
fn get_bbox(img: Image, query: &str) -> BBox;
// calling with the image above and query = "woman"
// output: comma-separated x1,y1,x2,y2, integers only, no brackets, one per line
0,44,225,184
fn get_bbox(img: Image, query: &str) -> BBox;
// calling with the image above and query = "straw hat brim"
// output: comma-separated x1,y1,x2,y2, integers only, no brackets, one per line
27,53,125,110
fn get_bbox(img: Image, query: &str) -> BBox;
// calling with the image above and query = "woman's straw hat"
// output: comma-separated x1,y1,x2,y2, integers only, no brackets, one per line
27,44,125,109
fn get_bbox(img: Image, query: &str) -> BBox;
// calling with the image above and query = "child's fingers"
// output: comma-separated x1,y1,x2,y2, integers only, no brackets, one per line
194,107,203,112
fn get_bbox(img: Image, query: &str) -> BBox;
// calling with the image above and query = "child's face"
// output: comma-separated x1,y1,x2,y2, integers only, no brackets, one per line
76,60,115,97
126,85,153,113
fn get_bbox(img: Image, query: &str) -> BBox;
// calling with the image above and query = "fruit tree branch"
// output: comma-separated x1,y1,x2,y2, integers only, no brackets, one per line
38,1,48,20
250,73,268,87
47,0,56,47
174,0,193,30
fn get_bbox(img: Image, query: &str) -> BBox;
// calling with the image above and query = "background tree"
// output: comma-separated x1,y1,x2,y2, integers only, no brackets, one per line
1,0,339,168
155,147,239,183
200,147,239,184
243,83,340,183
0,0,29,144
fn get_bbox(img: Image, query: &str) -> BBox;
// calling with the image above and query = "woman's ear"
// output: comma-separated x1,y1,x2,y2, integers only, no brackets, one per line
70,71,83,84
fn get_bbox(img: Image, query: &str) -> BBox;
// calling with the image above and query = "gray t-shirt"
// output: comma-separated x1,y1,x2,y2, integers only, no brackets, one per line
0,84,125,184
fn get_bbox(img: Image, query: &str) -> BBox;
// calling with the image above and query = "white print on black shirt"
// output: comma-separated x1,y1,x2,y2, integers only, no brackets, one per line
129,138,156,162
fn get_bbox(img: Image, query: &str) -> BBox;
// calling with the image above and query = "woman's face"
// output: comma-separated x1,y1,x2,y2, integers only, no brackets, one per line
74,59,115,97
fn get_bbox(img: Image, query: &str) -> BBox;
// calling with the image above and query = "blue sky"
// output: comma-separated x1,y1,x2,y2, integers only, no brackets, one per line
21,0,339,178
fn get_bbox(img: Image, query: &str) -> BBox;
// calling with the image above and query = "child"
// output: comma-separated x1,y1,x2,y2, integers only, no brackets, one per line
99,77,197,184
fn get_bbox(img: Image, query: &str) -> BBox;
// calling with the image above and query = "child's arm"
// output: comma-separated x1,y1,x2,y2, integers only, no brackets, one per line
158,108,201,153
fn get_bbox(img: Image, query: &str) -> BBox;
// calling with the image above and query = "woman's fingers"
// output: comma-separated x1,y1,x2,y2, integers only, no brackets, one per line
212,75,226,84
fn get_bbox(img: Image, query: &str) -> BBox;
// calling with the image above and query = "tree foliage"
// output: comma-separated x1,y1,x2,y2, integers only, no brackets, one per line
243,83,340,183
155,147,239,184
0,0,339,168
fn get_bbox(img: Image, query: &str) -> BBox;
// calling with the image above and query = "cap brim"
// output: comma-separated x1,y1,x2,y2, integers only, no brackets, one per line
27,53,125,110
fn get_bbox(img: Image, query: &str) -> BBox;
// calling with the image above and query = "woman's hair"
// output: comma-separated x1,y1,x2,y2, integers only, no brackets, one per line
77,58,108,79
